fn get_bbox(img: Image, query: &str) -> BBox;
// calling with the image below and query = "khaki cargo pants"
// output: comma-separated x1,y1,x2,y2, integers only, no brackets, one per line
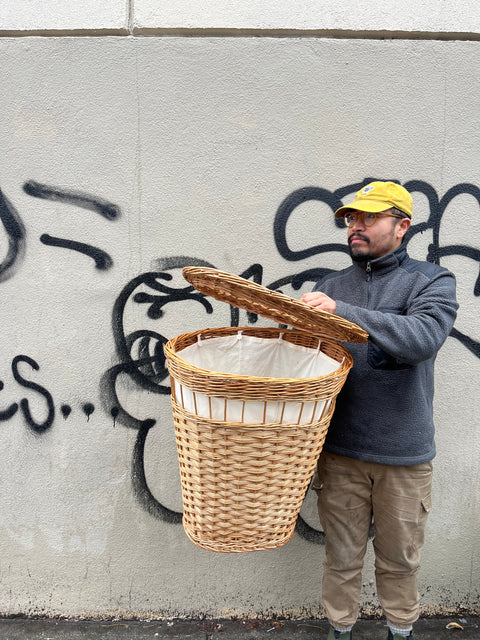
314,452,432,629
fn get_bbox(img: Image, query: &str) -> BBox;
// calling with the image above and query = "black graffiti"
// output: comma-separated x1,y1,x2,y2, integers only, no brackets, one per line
105,255,232,417
404,180,480,266
10,355,55,433
106,265,213,398
23,180,118,270
23,180,120,220
102,257,219,524
132,274,213,322
40,234,113,270
0,380,19,421
230,264,264,325
110,406,119,427
0,188,26,283
432,244,480,295
0,357,100,432
0,182,119,278
274,185,350,262
82,403,95,420
450,327,480,359
132,419,181,524
61,404,72,420
274,179,480,360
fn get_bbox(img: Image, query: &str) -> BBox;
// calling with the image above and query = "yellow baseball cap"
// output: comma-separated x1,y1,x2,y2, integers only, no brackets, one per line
335,181,413,219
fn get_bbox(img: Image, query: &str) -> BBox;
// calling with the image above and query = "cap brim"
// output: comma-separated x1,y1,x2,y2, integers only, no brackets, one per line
334,198,397,218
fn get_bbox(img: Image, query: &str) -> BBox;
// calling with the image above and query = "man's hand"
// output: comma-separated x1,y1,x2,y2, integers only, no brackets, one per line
301,291,337,314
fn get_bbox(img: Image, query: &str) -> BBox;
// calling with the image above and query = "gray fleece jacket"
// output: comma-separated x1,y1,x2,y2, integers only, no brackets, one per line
313,244,458,465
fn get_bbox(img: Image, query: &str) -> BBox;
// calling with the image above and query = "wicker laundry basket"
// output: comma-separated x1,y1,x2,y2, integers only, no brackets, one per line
164,267,368,553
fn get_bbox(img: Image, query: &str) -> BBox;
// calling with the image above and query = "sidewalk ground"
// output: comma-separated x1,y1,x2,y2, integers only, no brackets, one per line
0,617,478,639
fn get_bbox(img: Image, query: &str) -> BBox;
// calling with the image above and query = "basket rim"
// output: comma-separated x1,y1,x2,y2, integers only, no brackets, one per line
164,326,353,386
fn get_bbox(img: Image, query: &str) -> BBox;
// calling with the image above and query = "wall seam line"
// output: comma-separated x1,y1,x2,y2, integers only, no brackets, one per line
128,0,134,34
0,28,479,41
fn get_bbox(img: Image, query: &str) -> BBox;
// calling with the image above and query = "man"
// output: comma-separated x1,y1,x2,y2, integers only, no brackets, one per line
301,181,458,640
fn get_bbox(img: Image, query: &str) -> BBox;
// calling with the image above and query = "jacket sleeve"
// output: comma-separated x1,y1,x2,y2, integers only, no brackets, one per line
334,271,458,365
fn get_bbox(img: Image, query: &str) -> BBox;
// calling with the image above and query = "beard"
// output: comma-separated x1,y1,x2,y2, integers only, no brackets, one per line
350,248,375,262
348,234,374,262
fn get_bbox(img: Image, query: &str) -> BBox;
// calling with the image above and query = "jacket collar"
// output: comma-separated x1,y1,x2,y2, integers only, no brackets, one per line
354,244,408,276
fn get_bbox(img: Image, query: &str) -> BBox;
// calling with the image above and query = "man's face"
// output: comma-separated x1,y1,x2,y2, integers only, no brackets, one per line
346,208,410,261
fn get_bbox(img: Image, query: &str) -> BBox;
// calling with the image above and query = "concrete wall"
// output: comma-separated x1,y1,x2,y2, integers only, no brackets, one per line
0,1,479,620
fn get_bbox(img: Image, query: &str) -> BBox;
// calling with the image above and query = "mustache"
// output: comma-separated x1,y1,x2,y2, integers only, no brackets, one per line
348,233,370,245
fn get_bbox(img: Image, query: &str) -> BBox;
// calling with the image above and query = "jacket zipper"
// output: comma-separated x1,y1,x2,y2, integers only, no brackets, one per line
366,261,372,308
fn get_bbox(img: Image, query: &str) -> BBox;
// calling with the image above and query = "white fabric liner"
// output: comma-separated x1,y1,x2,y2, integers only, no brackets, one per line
174,333,341,425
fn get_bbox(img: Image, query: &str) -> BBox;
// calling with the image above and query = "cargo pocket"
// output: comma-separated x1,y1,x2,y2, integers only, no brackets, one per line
412,491,432,552
421,493,432,515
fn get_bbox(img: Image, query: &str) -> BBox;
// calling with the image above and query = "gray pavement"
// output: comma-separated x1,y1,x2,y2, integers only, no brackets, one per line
0,617,479,639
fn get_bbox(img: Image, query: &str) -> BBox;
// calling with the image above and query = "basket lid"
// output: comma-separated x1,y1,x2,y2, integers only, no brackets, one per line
182,266,368,344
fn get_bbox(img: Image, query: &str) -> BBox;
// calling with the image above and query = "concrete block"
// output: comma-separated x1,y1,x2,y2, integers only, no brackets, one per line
0,0,128,32
133,0,480,34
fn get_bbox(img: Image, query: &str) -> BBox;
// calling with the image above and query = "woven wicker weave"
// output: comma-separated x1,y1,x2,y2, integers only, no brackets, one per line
182,266,368,344
166,326,355,553
172,398,333,552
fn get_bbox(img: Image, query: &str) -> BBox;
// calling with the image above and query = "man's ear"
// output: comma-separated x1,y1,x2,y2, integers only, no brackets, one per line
396,218,411,240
